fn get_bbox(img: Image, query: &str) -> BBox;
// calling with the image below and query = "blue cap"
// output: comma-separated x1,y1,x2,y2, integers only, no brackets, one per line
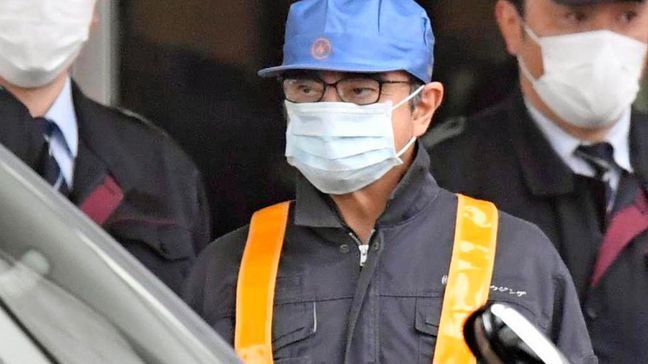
258,0,435,83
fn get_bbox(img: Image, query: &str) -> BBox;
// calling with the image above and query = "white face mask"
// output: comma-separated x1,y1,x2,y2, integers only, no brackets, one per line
518,24,647,129
0,0,96,88
285,86,424,195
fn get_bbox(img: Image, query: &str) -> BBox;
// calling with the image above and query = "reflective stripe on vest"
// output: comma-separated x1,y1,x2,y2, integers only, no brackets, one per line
235,201,291,363
235,195,498,364
433,195,498,364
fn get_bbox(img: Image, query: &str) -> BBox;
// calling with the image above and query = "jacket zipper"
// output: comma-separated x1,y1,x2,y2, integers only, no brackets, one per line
347,231,374,267
326,198,376,267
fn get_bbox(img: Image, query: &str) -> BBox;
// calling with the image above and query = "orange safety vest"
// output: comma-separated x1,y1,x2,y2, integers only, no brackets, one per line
235,195,499,364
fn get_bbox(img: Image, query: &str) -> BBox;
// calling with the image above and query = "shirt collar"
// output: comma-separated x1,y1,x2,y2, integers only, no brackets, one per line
607,110,633,172
525,99,633,175
45,77,79,158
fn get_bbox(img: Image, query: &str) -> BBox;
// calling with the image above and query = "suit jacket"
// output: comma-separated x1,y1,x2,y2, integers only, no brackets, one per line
0,84,211,295
427,89,648,363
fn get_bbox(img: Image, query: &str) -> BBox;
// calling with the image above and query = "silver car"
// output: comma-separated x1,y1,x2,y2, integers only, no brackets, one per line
0,144,240,364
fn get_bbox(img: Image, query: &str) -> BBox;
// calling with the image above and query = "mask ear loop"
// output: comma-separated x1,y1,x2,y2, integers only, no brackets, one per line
517,22,543,83
517,56,538,83
522,22,541,44
396,136,417,158
393,85,426,158
392,84,426,111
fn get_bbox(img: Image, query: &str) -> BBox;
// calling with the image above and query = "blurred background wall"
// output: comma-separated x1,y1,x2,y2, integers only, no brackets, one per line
74,0,648,239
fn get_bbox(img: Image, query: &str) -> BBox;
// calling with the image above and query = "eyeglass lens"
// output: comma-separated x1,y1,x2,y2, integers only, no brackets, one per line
283,77,382,105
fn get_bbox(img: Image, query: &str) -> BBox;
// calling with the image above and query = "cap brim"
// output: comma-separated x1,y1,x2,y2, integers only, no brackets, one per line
258,62,404,78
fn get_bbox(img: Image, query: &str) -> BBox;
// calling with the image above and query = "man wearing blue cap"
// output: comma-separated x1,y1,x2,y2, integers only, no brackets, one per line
428,0,648,362
185,0,595,362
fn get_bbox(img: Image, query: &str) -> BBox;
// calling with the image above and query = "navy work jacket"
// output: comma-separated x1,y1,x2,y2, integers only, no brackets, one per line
185,145,596,363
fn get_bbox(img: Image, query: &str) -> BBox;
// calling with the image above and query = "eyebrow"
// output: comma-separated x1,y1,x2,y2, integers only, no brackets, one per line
551,2,584,12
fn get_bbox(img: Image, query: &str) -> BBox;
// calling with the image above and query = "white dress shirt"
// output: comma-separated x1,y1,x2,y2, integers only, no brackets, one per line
44,77,79,188
524,99,633,193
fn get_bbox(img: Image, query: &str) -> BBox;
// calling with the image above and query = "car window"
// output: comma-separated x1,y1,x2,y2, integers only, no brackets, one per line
0,144,239,364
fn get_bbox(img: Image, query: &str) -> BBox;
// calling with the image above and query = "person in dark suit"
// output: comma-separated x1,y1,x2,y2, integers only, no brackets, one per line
0,0,210,295
427,0,648,362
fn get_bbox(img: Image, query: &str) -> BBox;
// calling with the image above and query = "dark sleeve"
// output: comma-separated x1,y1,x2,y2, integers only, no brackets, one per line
0,90,43,169
104,123,209,296
183,226,248,345
158,133,212,255
550,257,599,364
191,168,212,254
494,215,597,364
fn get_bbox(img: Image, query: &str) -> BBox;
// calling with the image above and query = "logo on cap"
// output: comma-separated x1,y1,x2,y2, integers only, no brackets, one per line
311,38,332,61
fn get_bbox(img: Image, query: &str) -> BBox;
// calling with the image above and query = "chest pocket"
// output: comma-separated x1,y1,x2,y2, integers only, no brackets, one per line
272,301,316,363
270,274,317,362
415,297,442,364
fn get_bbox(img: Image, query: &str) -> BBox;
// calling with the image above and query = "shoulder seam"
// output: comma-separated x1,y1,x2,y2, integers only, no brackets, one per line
112,107,176,140
422,116,467,149
115,107,156,128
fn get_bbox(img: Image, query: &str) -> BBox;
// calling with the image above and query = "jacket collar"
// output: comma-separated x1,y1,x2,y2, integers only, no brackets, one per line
0,87,44,167
294,143,440,228
526,100,634,176
506,89,576,197
629,109,648,191
71,83,135,203
509,89,648,196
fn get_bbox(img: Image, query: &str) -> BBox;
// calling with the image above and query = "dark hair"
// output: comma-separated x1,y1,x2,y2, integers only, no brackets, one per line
506,0,525,15
409,80,424,111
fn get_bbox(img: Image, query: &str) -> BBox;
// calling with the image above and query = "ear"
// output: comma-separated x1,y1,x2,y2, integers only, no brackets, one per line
411,82,444,137
495,0,524,56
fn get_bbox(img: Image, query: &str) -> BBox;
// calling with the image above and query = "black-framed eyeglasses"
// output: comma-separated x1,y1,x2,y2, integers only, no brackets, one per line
281,75,411,105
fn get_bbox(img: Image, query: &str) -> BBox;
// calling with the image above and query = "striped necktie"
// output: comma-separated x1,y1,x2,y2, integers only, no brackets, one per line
575,142,616,212
34,117,70,197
